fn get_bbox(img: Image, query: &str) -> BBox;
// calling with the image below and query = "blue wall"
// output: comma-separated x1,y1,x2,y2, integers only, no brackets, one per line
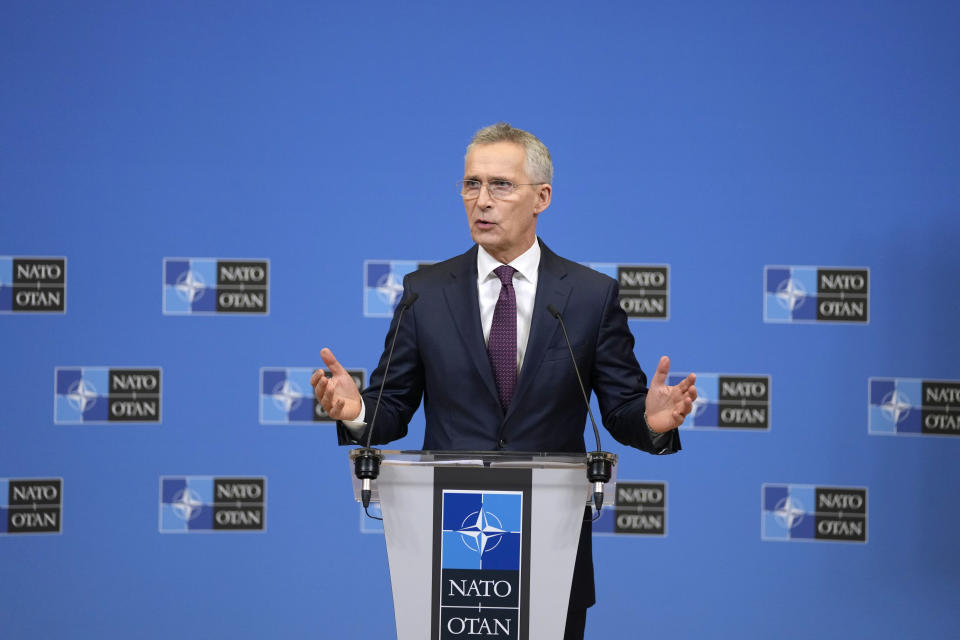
2,2,958,638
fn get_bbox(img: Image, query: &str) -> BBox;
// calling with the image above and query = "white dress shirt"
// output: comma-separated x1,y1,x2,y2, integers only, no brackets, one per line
476,239,540,371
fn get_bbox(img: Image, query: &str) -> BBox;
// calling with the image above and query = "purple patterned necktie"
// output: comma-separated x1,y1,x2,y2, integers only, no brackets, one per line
488,265,517,411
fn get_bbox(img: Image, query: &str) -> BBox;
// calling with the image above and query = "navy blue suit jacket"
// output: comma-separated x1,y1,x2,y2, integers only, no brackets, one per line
338,239,681,608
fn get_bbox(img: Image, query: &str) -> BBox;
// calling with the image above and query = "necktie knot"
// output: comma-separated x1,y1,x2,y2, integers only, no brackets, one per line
494,265,516,287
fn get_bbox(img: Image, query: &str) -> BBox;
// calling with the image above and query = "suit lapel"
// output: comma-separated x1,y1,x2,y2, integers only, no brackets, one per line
442,246,501,408
504,241,572,423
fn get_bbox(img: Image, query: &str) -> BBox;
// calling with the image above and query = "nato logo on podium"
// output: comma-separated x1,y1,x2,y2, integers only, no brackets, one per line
440,490,523,638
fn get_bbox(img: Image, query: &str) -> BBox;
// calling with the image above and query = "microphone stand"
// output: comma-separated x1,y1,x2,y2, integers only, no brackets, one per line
547,304,615,516
353,293,419,517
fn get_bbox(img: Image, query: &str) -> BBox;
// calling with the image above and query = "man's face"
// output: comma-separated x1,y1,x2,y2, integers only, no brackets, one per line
462,141,551,264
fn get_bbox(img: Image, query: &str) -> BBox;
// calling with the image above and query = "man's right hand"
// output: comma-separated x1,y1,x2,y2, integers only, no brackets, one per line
311,348,363,422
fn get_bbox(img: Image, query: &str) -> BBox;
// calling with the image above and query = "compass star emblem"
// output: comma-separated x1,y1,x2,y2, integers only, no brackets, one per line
458,509,506,555
775,278,807,311
171,488,204,521
66,378,98,412
272,379,305,412
375,271,404,308
175,269,206,303
774,496,805,529
691,390,708,417
880,390,912,424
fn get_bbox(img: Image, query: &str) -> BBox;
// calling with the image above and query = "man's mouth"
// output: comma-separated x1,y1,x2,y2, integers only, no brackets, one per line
476,219,496,229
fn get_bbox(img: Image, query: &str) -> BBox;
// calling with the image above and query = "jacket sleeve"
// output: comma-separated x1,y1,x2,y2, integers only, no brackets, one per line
336,275,424,446
590,278,681,455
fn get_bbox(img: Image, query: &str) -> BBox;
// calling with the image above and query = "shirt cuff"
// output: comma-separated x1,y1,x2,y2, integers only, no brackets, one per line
341,397,366,436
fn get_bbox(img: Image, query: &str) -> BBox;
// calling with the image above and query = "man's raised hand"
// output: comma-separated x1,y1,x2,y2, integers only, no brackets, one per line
644,356,697,433
310,348,363,422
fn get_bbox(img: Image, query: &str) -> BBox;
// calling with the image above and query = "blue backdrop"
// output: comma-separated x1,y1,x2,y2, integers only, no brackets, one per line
2,2,958,638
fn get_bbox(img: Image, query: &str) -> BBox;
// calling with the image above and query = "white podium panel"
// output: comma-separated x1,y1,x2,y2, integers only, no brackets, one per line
351,451,616,640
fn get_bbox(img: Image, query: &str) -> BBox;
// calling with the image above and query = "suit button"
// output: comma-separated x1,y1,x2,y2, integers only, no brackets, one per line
498,439,506,448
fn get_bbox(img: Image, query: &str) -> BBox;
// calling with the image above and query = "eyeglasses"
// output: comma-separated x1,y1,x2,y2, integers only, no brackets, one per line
457,179,544,200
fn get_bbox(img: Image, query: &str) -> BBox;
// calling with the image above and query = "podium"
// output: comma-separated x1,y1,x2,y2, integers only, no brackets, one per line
350,450,617,640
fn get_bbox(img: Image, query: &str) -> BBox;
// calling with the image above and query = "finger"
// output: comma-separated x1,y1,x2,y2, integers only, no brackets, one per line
321,378,338,409
317,381,333,411
313,375,328,401
332,398,345,419
676,372,696,393
320,348,348,377
309,368,325,386
687,385,698,402
650,355,670,388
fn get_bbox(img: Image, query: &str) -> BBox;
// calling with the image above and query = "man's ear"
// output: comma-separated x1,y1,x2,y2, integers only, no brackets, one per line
534,183,552,214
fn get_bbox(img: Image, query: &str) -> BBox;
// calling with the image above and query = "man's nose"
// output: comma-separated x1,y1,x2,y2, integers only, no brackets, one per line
476,183,496,208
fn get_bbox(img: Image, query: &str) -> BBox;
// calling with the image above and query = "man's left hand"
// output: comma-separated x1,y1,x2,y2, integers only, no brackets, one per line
645,356,697,433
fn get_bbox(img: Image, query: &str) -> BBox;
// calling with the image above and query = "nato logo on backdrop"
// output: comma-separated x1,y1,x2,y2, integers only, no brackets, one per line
55,367,162,424
440,490,522,637
593,481,667,536
363,260,434,317
762,484,867,543
163,258,269,315
260,367,366,424
0,256,66,313
1,478,62,535
584,263,669,319
869,377,960,436
160,476,266,532
669,373,771,430
764,266,869,323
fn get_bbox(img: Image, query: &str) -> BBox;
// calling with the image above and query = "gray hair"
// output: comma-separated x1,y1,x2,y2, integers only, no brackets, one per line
466,122,553,184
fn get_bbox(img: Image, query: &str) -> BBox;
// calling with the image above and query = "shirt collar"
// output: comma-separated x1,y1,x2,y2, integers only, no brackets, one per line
477,239,541,282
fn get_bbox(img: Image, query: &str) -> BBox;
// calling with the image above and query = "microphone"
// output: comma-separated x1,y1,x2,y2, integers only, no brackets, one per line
354,292,419,515
546,304,615,516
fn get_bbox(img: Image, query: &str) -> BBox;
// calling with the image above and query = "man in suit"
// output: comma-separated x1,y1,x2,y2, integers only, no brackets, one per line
312,123,697,639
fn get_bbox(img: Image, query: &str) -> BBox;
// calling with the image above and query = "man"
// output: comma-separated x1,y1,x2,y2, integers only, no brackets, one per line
312,123,697,639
